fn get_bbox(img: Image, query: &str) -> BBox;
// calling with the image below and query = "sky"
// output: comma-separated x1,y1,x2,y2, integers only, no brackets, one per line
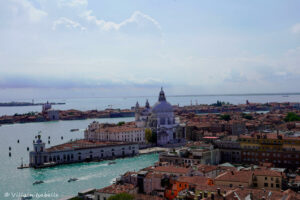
0,0,300,100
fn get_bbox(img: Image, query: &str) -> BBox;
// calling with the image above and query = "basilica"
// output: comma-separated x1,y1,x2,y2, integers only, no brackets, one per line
135,88,180,146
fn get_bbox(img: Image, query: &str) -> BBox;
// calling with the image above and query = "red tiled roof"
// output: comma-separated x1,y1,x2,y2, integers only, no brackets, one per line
96,183,135,194
215,171,253,183
153,166,190,174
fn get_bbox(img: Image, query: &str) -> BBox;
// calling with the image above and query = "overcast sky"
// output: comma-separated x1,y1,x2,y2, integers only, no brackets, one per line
0,0,300,99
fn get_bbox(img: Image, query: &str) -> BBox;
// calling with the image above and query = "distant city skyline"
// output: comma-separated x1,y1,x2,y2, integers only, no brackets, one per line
0,0,300,99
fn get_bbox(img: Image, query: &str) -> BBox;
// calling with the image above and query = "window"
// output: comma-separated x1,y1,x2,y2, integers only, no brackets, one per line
264,183,268,187
265,177,267,180
276,184,280,188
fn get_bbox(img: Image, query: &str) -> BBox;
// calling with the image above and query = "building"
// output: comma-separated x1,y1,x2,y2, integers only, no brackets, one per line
214,140,241,163
135,100,151,128
214,170,253,188
159,145,220,166
47,109,59,120
29,135,139,168
84,122,145,143
135,88,180,146
214,168,283,191
239,132,300,168
42,101,51,112
94,183,137,200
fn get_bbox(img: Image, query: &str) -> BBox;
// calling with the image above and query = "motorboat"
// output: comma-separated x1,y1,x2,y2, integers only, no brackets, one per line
68,178,78,182
33,180,44,185
108,161,116,165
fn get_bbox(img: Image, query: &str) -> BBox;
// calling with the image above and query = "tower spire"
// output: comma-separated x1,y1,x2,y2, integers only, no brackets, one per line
158,87,166,102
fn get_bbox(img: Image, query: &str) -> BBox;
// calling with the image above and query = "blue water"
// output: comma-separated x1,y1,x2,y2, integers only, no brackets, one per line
0,117,159,199
1,94,300,116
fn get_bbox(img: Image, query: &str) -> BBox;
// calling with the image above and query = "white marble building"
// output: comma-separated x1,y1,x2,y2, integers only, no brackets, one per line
135,88,179,146
29,135,138,168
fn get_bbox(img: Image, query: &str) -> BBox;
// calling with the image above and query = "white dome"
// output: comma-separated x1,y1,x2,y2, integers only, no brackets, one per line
152,101,173,113
151,88,173,113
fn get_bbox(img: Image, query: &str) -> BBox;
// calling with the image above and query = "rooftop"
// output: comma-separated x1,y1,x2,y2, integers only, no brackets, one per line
46,139,136,152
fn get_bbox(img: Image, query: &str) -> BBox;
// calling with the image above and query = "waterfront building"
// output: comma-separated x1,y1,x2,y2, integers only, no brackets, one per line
46,109,59,120
135,88,182,146
42,101,51,112
148,88,178,146
29,135,138,168
84,122,145,143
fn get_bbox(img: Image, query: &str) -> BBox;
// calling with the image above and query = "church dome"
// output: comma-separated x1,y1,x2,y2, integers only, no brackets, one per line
151,88,173,113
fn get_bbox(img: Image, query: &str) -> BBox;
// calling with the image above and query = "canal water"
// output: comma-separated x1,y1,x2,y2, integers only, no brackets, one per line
0,117,159,200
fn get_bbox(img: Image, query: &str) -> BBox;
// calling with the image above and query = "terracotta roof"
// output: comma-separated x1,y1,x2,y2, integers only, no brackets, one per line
225,188,300,200
177,176,209,186
153,166,190,174
215,171,253,183
95,183,135,194
253,169,282,177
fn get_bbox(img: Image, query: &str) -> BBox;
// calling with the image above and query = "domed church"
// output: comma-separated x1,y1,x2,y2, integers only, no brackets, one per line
135,88,178,146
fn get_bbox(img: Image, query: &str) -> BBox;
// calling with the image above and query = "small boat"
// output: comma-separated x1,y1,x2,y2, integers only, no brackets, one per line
33,180,44,185
68,178,78,182
108,161,116,165
21,196,33,200
70,129,79,132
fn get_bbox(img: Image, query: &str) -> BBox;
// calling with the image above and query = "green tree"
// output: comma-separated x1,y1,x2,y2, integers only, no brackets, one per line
220,114,231,121
145,128,152,143
150,131,157,144
108,193,134,200
117,121,125,126
284,112,300,122
241,113,253,120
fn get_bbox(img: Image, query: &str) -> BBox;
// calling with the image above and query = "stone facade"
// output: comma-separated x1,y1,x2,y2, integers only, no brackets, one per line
29,135,139,168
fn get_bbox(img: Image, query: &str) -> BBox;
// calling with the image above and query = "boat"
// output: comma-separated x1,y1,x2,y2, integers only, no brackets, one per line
68,178,78,182
21,196,33,200
108,161,116,165
70,129,79,132
33,180,44,185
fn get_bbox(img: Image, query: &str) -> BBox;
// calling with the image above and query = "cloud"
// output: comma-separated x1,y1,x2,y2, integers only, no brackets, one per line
81,10,161,31
0,75,164,89
52,17,86,31
291,23,300,34
11,0,47,23
58,0,88,7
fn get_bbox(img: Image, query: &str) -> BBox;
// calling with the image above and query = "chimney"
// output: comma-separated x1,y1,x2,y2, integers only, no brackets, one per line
211,193,215,200
217,188,221,196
